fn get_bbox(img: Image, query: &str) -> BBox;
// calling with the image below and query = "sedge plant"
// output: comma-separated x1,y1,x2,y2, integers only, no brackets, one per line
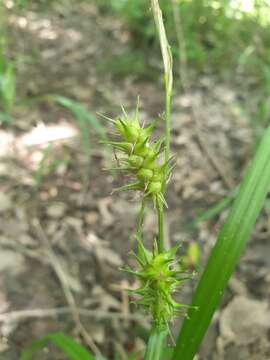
103,0,190,357
20,1,270,359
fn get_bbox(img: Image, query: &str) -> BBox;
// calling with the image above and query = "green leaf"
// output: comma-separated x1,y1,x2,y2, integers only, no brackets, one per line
0,63,16,113
19,332,96,360
0,111,12,123
47,95,107,159
173,125,270,360
33,143,53,188
51,95,106,140
144,327,168,360
187,188,237,228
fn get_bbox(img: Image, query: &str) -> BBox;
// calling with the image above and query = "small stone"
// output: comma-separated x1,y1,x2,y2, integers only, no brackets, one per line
84,211,99,225
219,296,270,346
0,250,25,275
0,192,12,213
46,202,67,218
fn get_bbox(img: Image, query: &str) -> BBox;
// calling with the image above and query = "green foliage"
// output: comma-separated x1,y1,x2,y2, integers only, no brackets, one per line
33,144,53,188
173,124,270,359
0,47,16,120
100,1,270,82
97,51,152,79
188,187,238,228
33,143,69,188
19,332,96,360
181,241,200,270
144,327,168,360
48,95,107,157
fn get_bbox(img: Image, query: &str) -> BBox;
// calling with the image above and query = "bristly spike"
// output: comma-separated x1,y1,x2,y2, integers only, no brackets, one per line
112,181,142,194
128,241,192,328
103,99,174,211
135,95,140,123
121,105,129,119
97,112,116,124
157,192,168,208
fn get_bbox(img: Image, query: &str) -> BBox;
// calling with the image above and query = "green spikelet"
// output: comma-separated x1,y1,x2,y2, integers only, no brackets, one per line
128,239,191,329
103,101,172,207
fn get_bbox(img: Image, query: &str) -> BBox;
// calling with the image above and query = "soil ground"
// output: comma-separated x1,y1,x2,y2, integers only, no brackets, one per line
0,2,269,359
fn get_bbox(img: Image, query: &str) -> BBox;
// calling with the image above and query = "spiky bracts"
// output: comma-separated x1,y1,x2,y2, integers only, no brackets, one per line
128,239,190,329
103,103,171,208
102,101,191,330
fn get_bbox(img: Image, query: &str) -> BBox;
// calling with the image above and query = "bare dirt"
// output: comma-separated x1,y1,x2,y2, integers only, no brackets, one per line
0,1,269,359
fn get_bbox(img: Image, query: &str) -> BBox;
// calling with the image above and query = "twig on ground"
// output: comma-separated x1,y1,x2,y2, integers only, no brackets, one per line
33,219,101,356
0,307,148,323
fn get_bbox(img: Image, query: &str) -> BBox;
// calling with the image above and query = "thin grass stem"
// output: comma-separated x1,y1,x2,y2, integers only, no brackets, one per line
165,91,171,165
144,326,168,360
157,203,165,252
136,199,146,239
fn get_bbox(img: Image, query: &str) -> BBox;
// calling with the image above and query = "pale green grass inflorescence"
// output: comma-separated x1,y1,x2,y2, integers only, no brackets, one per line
103,101,171,208
128,238,191,329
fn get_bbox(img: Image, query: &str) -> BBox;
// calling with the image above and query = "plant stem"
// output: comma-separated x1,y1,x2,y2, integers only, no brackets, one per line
165,90,171,164
144,325,168,360
157,203,165,252
136,199,146,239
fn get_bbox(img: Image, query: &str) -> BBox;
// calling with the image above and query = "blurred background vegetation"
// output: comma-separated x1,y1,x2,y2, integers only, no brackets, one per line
1,0,270,127
96,0,270,127
0,1,270,359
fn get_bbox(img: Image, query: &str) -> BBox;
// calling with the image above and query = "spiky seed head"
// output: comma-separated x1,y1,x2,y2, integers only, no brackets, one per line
127,240,190,328
137,168,154,182
128,155,144,168
103,101,171,207
147,181,162,194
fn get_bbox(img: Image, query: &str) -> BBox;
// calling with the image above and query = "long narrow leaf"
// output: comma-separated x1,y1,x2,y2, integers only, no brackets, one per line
187,187,237,229
51,95,106,139
173,125,270,360
19,332,96,360
144,327,168,360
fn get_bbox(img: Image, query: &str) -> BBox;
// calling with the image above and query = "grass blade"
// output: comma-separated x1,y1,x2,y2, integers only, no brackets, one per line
187,188,237,228
0,63,16,114
51,95,106,140
173,125,270,360
19,332,96,360
144,327,168,360
34,143,53,188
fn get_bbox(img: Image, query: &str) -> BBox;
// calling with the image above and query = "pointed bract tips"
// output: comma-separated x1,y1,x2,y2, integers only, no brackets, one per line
101,99,171,207
125,241,191,328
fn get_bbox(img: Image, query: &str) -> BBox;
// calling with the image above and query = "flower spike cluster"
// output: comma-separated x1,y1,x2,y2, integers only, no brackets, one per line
102,101,191,330
127,239,191,329
103,103,171,208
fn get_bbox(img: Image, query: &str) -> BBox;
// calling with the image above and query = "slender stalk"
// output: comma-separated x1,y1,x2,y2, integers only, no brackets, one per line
136,199,146,239
145,3,173,360
165,91,171,165
157,203,165,252
144,326,168,360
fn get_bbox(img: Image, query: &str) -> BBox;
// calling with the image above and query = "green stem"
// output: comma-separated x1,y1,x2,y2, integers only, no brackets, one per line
157,203,165,252
144,325,168,360
136,199,146,239
165,91,171,164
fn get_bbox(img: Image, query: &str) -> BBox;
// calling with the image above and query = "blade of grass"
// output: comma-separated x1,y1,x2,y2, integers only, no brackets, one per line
0,62,16,114
187,187,238,229
144,327,168,360
51,95,106,140
173,125,270,360
34,143,53,188
19,332,96,360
